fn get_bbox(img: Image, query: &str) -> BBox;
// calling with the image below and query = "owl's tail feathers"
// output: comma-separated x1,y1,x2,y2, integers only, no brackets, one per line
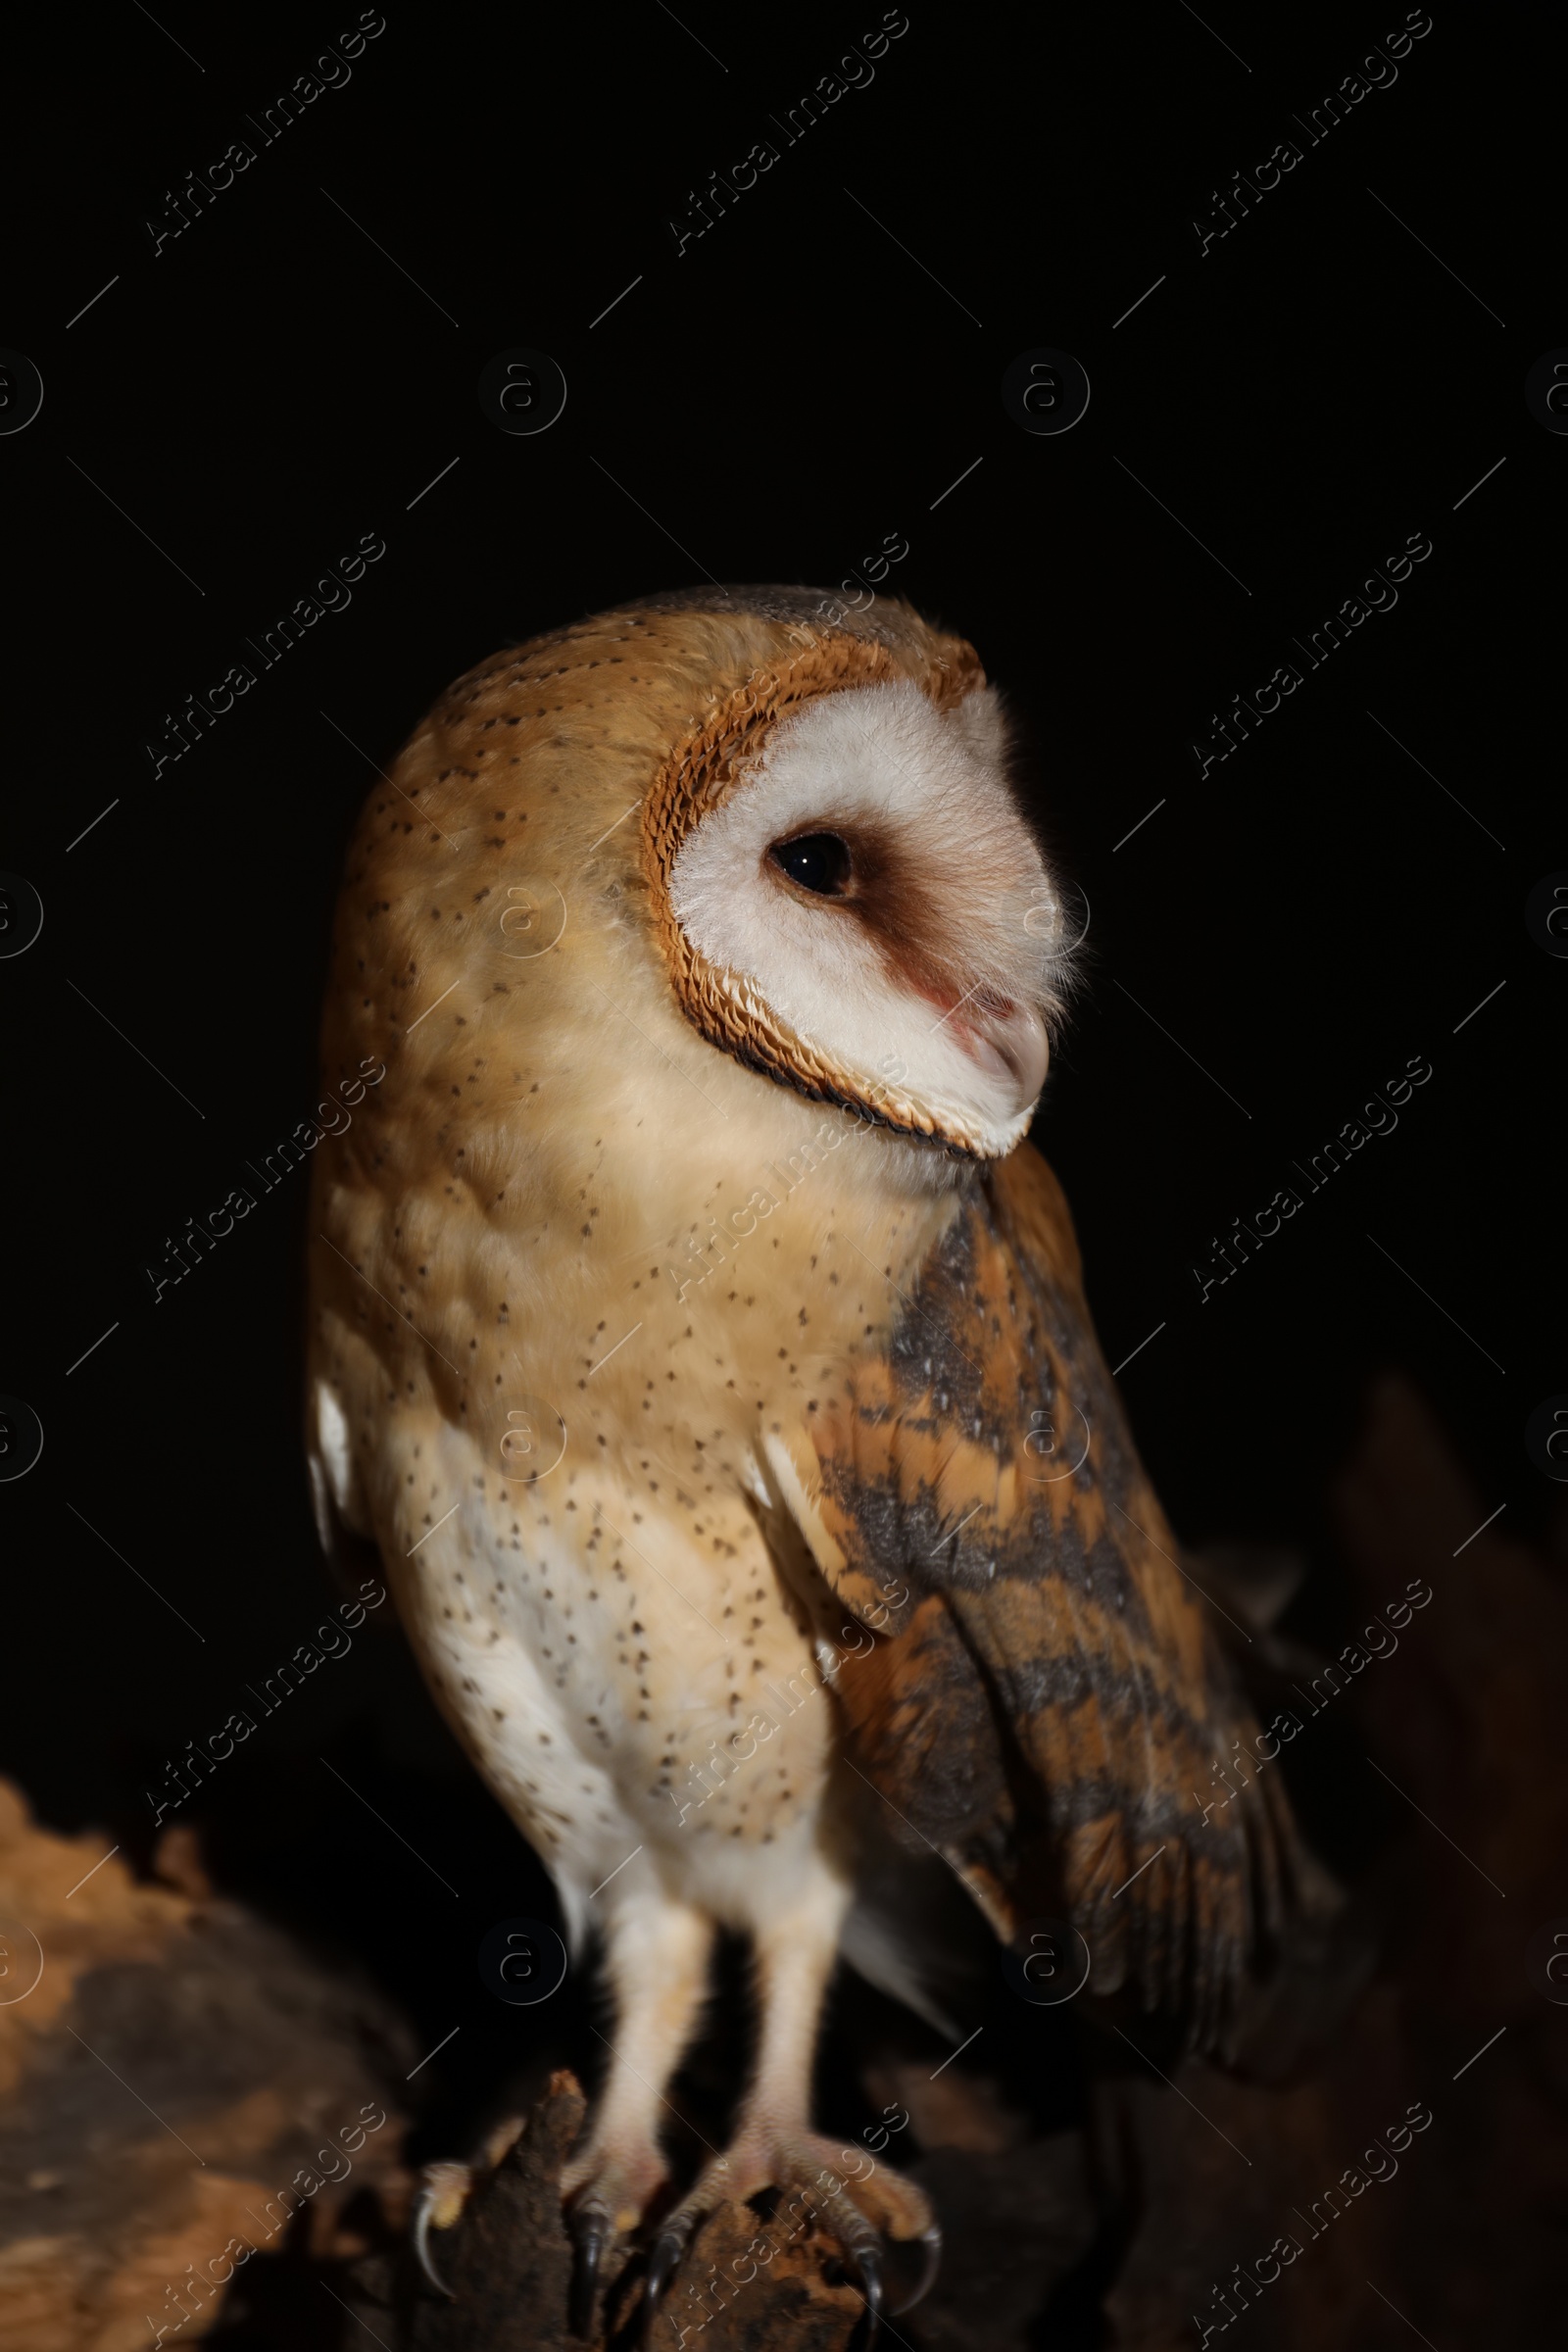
837,1795,998,2039
840,1894,966,2041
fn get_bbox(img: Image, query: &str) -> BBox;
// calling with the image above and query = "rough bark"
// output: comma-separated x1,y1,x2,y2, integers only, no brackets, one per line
0,1793,414,2352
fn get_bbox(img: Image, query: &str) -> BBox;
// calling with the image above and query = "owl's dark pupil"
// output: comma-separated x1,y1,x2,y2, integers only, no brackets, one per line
769,832,853,897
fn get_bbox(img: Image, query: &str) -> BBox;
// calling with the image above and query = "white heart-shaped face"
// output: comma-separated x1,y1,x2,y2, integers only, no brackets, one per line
668,679,1074,1156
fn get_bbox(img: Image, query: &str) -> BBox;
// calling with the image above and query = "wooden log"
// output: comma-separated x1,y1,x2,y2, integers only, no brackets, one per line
0,1786,413,2352
1102,1377,1568,2348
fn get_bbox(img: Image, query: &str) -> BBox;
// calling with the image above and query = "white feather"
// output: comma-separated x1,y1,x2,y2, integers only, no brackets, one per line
669,681,1067,1154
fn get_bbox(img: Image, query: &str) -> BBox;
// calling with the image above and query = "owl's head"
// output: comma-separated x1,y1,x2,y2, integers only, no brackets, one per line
641,595,1073,1160
327,589,1077,1200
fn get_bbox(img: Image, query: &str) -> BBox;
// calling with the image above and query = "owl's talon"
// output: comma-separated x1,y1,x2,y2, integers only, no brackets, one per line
892,2219,943,2314
841,2236,886,2345
412,2160,471,2300
640,2212,698,2345
568,2197,615,2340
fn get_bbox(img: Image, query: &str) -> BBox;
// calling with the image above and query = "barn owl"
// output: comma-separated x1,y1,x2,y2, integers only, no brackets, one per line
305,586,1303,2339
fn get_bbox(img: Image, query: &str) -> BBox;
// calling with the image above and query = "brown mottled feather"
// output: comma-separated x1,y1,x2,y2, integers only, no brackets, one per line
805,1143,1299,2041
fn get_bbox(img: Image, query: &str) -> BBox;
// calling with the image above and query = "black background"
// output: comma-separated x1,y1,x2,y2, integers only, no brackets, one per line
1,1,1554,2170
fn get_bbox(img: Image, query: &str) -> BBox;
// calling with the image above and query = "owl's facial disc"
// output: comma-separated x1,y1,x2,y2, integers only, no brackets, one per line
666,678,1070,1157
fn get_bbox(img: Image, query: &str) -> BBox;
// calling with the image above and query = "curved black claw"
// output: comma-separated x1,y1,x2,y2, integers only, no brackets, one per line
412,2184,457,2301
641,2211,699,2347
568,2198,614,2341
891,2221,944,2315
842,2237,887,2347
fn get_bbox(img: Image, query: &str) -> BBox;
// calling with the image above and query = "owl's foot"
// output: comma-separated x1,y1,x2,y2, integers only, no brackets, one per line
640,2128,941,2348
411,2159,472,2298
412,2116,529,2299
562,2137,669,2339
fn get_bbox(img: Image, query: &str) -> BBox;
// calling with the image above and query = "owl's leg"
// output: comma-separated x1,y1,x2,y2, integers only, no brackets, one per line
641,1871,940,2347
561,1891,715,2333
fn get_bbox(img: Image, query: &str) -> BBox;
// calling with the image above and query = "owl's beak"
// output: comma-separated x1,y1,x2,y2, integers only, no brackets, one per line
960,1001,1051,1107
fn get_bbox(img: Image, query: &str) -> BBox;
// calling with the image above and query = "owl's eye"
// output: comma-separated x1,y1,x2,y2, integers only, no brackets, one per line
768,832,854,898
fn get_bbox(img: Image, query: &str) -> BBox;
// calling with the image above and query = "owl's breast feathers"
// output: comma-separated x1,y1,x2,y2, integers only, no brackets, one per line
800,1144,1302,2044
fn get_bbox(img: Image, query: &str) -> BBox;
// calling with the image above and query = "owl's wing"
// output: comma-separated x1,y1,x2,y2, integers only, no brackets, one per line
774,1144,1303,2045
